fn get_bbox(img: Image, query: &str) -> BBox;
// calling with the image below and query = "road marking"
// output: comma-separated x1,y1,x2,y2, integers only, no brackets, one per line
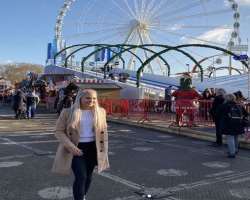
30,135,49,139
119,129,132,132
157,135,173,139
0,137,53,155
132,147,154,152
110,125,250,161
0,161,23,168
2,132,54,137
229,176,250,183
202,161,230,168
38,186,72,199
99,172,144,190
0,154,32,160
157,169,188,177
230,188,250,199
110,133,215,156
162,170,250,193
205,170,234,178
0,140,57,145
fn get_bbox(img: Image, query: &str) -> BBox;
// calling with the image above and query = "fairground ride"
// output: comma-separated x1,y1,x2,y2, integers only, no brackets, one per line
47,0,246,78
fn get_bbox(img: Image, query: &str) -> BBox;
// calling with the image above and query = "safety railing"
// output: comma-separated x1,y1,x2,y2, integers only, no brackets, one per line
99,99,215,127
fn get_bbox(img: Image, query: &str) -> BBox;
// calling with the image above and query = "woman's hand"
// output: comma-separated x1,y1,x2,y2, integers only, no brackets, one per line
68,146,83,156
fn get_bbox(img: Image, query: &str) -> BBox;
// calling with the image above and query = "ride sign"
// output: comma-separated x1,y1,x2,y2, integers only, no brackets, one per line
233,54,249,61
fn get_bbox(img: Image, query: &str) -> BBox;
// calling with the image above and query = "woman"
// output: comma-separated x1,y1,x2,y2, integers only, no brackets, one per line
52,89,109,200
220,94,248,158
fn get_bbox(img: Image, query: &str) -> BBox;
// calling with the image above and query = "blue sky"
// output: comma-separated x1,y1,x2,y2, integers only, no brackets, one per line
0,0,250,71
0,0,62,65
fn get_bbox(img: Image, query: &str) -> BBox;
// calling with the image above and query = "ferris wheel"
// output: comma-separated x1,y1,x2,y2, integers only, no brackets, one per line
54,0,242,76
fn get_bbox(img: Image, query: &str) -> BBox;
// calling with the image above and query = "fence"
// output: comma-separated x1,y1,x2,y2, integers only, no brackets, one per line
99,99,214,127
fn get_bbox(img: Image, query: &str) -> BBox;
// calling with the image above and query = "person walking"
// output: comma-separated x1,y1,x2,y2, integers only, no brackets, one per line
26,89,40,119
209,88,226,147
52,89,109,200
12,89,26,119
219,94,248,158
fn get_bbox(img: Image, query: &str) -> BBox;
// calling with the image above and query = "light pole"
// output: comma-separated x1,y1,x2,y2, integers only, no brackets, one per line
186,63,190,73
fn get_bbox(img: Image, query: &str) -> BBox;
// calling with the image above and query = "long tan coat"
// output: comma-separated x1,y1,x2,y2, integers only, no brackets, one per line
52,107,109,175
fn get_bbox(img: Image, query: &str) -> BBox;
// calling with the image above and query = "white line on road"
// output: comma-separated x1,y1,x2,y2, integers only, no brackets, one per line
0,140,57,145
205,170,234,178
98,172,144,190
1,132,54,137
0,137,53,155
0,154,32,160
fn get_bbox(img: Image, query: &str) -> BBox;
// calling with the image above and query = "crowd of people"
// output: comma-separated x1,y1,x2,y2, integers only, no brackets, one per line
209,88,248,158
11,88,40,119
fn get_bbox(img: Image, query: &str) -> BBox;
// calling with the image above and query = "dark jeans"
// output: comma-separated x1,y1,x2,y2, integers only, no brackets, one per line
215,119,222,145
71,142,97,200
27,104,36,118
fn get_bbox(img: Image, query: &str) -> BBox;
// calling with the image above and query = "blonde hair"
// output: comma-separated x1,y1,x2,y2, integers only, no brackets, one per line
67,89,101,130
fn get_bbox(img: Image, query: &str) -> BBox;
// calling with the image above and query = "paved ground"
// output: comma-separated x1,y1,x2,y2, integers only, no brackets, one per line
1,109,250,200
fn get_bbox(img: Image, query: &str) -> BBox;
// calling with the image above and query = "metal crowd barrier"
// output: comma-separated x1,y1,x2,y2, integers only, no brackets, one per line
98,99,215,127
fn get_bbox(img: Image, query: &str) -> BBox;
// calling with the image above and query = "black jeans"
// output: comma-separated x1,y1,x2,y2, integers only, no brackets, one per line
215,119,222,145
71,142,97,200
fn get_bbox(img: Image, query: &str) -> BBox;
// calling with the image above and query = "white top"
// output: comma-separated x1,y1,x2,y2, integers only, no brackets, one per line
79,110,95,142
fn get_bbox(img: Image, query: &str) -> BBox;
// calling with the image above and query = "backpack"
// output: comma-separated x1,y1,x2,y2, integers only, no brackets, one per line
227,104,244,126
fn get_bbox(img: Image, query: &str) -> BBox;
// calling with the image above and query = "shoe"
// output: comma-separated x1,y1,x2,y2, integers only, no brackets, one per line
227,154,235,158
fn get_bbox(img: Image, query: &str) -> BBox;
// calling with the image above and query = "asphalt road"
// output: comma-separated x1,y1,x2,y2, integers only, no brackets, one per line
1,119,250,200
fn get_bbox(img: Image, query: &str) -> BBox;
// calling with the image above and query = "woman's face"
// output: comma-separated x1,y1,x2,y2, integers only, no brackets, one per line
80,92,97,109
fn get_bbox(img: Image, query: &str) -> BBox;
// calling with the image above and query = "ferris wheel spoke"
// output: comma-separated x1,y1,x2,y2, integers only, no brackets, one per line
149,27,227,46
149,24,231,30
74,21,129,26
145,34,166,74
141,0,147,21
150,28,218,67
77,0,99,26
126,29,137,44
148,0,180,21
111,0,134,19
158,8,232,24
141,0,153,21
65,26,128,40
89,29,128,44
153,0,212,20
146,0,168,22
124,0,137,19
133,0,140,19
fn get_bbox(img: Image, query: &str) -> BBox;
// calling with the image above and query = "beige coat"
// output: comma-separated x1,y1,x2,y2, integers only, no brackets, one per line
52,107,109,175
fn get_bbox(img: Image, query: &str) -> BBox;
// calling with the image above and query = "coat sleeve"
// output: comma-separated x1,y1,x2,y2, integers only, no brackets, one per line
55,109,76,150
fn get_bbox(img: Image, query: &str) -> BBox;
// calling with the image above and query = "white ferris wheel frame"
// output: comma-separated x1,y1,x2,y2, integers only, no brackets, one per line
55,0,241,75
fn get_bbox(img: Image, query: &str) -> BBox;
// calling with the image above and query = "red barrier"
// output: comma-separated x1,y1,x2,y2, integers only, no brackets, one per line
99,99,215,127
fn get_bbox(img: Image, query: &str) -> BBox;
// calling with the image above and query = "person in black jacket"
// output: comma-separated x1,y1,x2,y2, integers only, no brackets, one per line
209,88,226,147
219,94,248,158
12,89,26,119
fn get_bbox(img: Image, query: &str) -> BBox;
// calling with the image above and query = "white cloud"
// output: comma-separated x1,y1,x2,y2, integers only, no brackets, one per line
181,27,232,45
170,24,183,31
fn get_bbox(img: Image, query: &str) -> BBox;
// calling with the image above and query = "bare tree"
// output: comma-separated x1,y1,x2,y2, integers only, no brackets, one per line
0,63,43,84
